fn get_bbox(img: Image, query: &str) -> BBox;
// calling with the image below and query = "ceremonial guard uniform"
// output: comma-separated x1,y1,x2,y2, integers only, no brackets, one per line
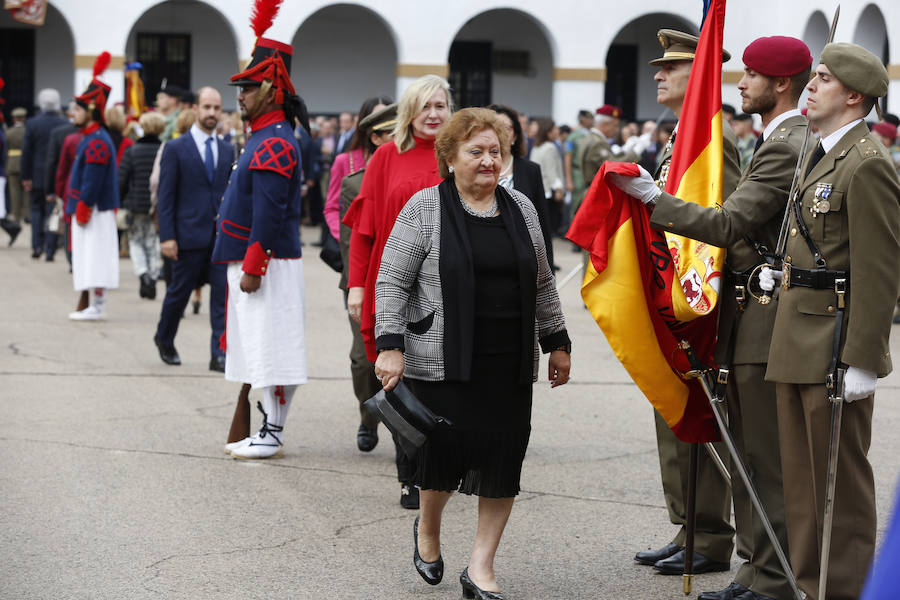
213,22,310,459
632,30,741,576
66,54,119,320
765,43,900,600
6,107,28,226
640,37,813,600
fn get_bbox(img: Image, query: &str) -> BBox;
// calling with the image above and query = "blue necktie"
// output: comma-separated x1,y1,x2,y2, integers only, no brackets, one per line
204,137,215,183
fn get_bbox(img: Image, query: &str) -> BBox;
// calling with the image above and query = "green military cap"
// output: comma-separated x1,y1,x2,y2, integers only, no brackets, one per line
11,107,27,118
358,102,397,134
649,29,731,66
820,42,889,98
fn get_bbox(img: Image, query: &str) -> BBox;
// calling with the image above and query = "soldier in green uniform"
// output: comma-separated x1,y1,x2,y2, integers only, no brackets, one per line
6,107,28,226
581,104,644,187
760,43,900,600
612,36,814,600
619,29,741,577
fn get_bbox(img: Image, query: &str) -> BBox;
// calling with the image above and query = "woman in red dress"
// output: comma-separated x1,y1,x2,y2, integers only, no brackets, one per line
343,74,451,510
344,75,452,358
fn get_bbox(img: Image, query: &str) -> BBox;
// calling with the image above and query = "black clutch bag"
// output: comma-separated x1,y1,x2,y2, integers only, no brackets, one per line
363,380,452,459
319,233,343,273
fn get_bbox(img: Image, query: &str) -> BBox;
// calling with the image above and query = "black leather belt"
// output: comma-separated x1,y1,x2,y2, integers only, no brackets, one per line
783,265,848,291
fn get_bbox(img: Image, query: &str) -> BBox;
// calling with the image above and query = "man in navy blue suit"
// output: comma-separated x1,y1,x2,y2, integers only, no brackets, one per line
154,87,233,371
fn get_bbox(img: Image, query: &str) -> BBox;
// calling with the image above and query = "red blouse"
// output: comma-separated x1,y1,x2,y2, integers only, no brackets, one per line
343,136,441,361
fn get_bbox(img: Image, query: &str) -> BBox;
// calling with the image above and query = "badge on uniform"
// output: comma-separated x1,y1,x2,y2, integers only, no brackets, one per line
811,183,833,217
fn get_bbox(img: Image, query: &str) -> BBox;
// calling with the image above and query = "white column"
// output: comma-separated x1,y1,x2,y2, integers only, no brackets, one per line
552,80,605,126
887,80,900,117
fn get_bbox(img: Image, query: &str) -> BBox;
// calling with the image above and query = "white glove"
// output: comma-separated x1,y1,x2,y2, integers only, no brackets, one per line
758,266,782,292
843,366,877,402
607,165,661,205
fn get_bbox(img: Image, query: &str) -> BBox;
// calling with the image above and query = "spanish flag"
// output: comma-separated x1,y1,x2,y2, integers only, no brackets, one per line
567,0,726,443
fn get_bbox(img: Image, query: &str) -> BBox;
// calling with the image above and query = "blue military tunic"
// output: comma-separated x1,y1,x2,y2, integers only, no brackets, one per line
66,122,119,217
66,121,119,291
213,109,307,388
212,109,302,275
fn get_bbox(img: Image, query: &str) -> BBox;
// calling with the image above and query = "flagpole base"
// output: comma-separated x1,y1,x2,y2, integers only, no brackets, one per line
683,574,694,595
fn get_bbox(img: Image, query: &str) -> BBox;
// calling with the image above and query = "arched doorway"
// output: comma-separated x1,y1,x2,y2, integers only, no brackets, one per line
290,4,397,115
802,10,829,66
0,2,75,117
125,0,239,109
449,9,554,117
605,13,697,122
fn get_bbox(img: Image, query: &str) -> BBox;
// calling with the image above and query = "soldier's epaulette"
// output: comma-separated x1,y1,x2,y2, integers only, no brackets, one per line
845,136,882,160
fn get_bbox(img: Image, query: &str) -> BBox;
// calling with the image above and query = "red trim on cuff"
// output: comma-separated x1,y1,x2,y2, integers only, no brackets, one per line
242,241,271,276
75,201,92,225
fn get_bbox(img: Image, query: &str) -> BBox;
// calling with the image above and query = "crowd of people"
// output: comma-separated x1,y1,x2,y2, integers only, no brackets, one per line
1,21,899,600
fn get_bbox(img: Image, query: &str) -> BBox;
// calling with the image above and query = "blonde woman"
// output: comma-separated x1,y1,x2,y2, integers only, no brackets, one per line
343,74,451,509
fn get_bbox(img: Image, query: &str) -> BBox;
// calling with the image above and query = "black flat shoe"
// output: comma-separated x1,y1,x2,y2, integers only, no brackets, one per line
460,568,504,599
209,355,226,372
653,549,730,575
634,541,682,566
356,423,378,452
413,516,443,585
154,336,181,366
192,300,201,314
698,581,749,600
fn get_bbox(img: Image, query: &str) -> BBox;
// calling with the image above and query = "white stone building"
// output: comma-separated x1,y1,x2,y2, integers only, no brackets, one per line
1,0,896,124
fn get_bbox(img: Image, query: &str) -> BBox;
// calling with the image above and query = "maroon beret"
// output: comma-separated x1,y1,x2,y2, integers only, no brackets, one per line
596,104,622,118
743,36,812,77
873,122,897,142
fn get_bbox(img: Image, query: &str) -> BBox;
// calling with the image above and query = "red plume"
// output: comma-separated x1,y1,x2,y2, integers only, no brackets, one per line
93,51,111,78
0,76,5,92
250,0,284,40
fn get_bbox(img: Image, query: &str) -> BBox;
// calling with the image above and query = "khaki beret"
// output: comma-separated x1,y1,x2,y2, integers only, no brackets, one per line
11,107,27,118
649,29,731,66
358,103,397,134
820,42,889,98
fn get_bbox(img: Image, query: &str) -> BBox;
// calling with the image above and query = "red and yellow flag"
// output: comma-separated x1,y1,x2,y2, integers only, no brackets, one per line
567,0,726,443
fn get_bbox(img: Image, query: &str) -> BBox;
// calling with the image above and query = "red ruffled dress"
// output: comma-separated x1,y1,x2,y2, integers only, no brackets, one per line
342,136,441,361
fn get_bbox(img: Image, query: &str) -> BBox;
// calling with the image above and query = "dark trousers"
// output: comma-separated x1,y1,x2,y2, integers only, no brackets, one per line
154,247,225,359
29,190,58,257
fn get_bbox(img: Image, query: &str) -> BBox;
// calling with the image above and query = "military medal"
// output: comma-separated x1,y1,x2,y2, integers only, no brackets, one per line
810,183,833,217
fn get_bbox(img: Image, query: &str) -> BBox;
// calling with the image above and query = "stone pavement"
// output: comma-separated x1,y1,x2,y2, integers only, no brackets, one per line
1,227,898,600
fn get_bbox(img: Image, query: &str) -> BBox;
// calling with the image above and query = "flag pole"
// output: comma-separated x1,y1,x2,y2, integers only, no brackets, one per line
683,443,699,594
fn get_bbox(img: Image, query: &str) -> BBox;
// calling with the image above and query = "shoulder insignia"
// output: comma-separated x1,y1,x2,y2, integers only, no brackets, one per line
249,137,297,178
85,139,111,165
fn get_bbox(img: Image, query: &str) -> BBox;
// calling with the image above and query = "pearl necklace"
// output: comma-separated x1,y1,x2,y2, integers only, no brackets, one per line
459,194,498,218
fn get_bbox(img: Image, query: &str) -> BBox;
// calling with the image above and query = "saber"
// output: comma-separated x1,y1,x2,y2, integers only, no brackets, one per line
818,369,846,599
555,262,585,291
761,5,840,305
680,342,807,600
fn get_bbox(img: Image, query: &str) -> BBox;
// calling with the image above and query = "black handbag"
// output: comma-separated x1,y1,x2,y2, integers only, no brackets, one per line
363,380,452,459
318,232,343,273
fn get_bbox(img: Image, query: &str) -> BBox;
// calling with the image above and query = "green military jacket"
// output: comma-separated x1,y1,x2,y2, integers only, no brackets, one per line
766,120,900,383
5,124,25,175
582,131,640,187
651,114,808,364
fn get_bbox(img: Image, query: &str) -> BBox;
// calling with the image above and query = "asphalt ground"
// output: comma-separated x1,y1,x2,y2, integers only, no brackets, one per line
1,225,898,599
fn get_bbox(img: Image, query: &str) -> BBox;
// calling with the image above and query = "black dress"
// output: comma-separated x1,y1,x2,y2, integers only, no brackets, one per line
407,210,532,498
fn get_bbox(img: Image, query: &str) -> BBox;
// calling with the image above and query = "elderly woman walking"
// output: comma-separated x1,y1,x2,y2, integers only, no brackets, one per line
374,108,571,599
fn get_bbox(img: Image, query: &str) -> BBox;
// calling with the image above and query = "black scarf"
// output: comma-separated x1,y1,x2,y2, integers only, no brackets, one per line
438,178,538,384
